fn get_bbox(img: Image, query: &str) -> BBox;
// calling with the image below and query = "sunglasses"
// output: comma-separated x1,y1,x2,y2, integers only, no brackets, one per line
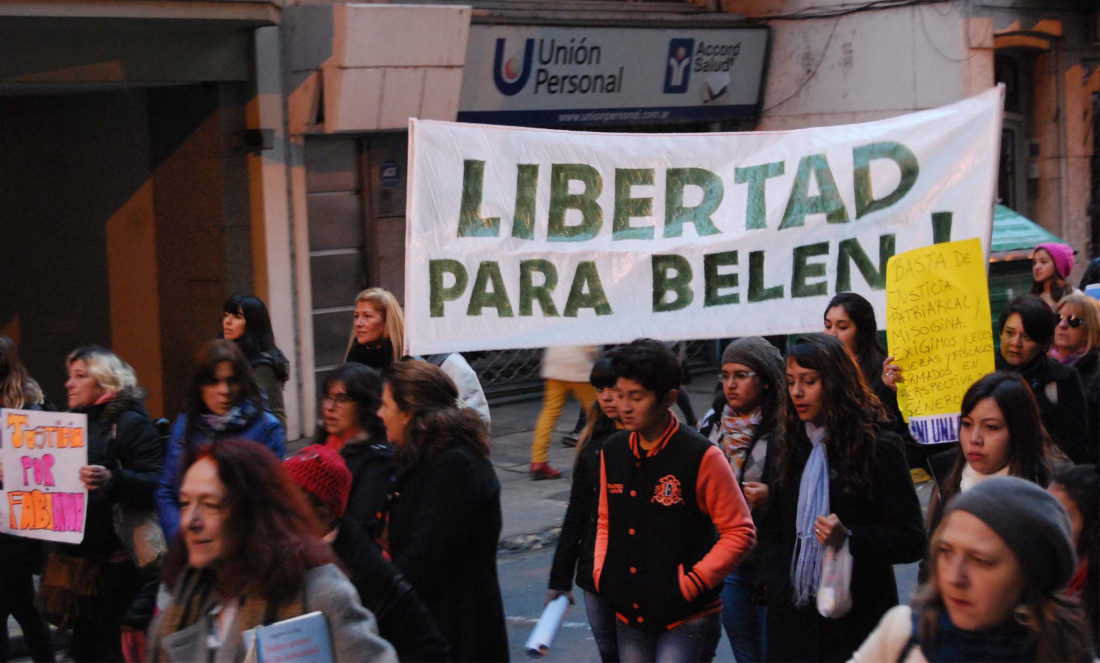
1057,314,1084,329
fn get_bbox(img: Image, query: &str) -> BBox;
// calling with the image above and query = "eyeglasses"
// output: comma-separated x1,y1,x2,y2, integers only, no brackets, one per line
322,393,355,406
1057,314,1084,329
1000,328,1032,343
719,370,757,383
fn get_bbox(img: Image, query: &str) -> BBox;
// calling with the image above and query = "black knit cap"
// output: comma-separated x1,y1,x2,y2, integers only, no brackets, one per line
720,337,785,389
945,476,1076,593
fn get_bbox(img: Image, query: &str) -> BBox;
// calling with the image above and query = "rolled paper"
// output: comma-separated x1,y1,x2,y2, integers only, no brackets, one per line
525,595,570,658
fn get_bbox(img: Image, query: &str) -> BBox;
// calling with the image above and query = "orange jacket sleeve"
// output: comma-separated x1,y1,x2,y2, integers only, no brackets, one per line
593,450,610,591
679,445,756,601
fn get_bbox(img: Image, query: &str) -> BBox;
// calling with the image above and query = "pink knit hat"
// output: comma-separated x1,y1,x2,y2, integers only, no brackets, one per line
1034,242,1074,279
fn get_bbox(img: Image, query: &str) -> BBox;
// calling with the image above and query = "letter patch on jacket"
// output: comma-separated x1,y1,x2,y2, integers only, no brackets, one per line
608,483,624,494
651,475,684,506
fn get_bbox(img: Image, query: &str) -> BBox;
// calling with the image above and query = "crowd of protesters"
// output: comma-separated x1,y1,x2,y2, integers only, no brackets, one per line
0,241,1096,663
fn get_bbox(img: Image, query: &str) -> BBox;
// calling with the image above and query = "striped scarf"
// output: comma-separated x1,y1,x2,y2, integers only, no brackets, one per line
718,406,762,481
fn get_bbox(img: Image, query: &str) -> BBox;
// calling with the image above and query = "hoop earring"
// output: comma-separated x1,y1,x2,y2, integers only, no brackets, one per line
1013,604,1033,626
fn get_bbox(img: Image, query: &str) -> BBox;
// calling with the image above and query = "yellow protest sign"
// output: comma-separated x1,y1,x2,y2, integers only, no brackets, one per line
885,238,995,444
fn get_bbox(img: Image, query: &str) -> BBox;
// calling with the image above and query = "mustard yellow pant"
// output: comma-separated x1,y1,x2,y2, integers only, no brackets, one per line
530,379,597,463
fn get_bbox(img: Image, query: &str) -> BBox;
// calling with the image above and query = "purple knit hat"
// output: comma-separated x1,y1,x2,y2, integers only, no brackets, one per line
1034,242,1074,279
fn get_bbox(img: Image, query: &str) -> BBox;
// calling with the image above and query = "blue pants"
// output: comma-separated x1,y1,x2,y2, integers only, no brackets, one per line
720,568,766,663
584,590,620,662
616,612,721,663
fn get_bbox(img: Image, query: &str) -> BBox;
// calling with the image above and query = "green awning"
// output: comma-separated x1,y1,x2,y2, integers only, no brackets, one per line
991,204,1065,255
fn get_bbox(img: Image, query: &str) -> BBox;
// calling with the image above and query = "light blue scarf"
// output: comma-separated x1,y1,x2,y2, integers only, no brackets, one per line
790,422,830,608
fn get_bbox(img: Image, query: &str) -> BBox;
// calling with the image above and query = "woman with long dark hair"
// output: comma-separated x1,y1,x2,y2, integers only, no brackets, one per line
924,373,1052,541
1030,242,1079,310
0,338,53,662
759,334,925,662
315,363,393,539
1049,464,1099,648
996,294,1088,463
823,293,920,461
58,347,163,662
697,337,785,663
378,360,508,662
852,476,1092,663
546,356,622,662
148,439,396,662
220,295,290,428
155,340,285,543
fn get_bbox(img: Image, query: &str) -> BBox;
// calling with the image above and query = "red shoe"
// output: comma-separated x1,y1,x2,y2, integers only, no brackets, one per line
530,462,562,480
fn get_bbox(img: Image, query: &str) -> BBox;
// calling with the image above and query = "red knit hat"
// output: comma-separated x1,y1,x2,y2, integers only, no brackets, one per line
284,445,352,519
1034,242,1075,279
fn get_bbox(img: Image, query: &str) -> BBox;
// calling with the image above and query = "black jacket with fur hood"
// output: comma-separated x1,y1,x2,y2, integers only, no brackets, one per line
66,388,164,557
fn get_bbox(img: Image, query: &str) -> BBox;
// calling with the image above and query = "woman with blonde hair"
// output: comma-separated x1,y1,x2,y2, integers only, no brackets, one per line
346,288,405,370
54,346,163,662
1050,293,1100,463
0,336,46,410
347,288,491,430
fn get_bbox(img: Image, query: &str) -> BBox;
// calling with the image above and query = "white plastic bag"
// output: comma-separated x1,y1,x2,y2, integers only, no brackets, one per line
816,540,853,618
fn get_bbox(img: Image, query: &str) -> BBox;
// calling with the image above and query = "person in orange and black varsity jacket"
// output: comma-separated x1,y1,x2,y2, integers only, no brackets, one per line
593,339,756,663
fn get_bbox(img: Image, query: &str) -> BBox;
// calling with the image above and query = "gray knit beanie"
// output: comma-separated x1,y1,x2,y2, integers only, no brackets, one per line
945,476,1076,593
720,337,785,390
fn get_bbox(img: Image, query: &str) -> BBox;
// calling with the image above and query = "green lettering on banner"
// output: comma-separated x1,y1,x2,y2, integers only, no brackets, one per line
429,259,468,317
664,168,723,238
548,164,603,242
748,251,783,302
734,161,785,230
457,160,500,237
853,142,919,218
613,168,655,240
512,164,540,240
652,254,693,312
792,242,830,298
779,154,850,229
836,234,895,291
564,262,613,317
704,251,739,306
467,261,514,317
932,212,953,244
519,259,559,316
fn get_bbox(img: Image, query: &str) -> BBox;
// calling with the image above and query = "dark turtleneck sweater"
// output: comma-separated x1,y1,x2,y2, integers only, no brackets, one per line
346,338,395,371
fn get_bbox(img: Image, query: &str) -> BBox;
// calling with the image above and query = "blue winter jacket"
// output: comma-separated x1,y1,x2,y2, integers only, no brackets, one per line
154,404,285,542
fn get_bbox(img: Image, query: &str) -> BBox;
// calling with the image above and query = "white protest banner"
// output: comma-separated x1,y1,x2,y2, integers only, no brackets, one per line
1,409,88,543
406,87,1003,354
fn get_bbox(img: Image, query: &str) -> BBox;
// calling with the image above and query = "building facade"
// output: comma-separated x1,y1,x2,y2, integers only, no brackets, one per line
3,0,1096,439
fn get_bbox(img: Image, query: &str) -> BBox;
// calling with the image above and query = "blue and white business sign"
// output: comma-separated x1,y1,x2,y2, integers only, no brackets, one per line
459,24,769,126
664,39,694,94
